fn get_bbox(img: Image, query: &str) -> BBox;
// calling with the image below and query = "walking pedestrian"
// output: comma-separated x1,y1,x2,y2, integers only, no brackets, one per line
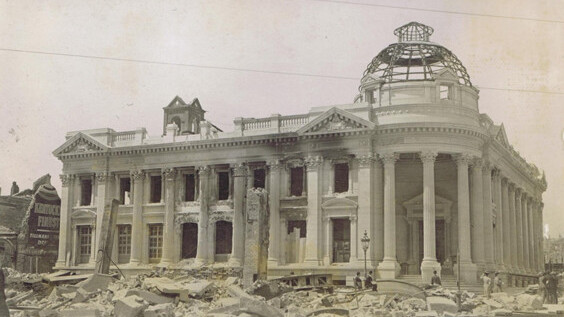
481,272,492,298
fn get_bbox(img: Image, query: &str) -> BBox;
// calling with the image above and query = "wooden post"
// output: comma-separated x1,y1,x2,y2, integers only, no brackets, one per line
95,199,119,274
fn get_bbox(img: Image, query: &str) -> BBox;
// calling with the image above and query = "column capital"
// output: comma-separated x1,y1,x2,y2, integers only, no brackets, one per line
60,174,74,187
482,161,493,173
379,152,399,165
419,151,438,164
492,168,501,179
95,172,109,183
453,153,472,166
508,182,516,191
231,163,247,177
130,170,145,181
197,166,210,176
266,159,283,171
162,168,177,181
471,157,483,168
305,155,323,169
357,154,374,168
515,187,523,198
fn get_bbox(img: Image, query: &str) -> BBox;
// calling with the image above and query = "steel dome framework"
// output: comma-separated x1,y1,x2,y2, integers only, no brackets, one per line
363,22,472,87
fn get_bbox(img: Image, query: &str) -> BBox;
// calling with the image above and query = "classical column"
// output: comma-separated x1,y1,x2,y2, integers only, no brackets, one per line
377,153,400,278
493,170,505,270
195,166,210,265
357,154,373,265
229,163,246,266
526,197,534,273
454,154,477,283
160,168,176,265
95,172,109,260
267,159,282,265
482,163,495,270
374,159,384,263
349,215,358,262
304,155,323,265
129,170,144,265
508,183,517,273
89,221,97,265
327,161,334,195
501,178,511,271
407,220,419,274
515,188,525,273
323,216,331,265
532,200,540,272
539,203,545,271
56,174,75,267
420,151,440,281
470,159,485,269
520,192,529,272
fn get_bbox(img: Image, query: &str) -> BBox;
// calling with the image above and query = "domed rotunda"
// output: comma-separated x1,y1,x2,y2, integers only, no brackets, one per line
54,23,545,286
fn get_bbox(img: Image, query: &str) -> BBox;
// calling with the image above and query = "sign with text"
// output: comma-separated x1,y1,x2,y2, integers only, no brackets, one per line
28,186,61,248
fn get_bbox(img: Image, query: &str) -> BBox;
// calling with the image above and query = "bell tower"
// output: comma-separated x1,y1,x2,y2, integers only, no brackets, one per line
162,96,206,135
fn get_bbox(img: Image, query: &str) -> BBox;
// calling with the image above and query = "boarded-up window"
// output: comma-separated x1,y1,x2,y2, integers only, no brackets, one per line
290,167,304,196
334,163,349,193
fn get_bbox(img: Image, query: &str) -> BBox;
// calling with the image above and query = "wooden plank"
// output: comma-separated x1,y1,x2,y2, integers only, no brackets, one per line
95,199,119,274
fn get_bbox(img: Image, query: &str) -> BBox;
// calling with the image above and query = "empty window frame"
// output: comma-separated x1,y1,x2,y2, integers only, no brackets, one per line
117,225,131,263
217,171,230,200
290,167,304,197
148,224,163,262
184,173,196,202
253,168,266,189
439,84,452,100
334,163,349,193
119,177,131,205
150,175,162,203
80,179,92,206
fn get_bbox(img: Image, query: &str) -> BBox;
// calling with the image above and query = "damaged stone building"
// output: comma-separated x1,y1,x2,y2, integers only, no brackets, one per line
53,22,546,284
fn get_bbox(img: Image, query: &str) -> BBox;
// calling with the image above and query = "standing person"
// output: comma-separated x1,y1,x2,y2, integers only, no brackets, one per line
548,272,559,304
493,272,503,293
365,271,374,290
431,270,442,286
481,272,492,298
539,272,548,304
353,272,362,290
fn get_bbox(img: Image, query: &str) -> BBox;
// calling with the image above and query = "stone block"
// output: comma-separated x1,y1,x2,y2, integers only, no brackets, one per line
143,303,174,317
492,308,513,316
184,281,214,298
515,294,543,311
239,296,284,317
483,298,504,309
115,295,149,317
225,277,238,286
414,311,439,317
126,289,174,305
226,285,254,300
75,274,114,293
426,296,458,315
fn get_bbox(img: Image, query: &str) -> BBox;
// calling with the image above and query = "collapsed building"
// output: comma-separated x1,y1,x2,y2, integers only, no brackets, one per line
52,22,546,285
0,175,61,273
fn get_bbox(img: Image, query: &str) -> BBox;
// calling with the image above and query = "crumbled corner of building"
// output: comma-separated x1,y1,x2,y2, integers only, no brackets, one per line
2,266,562,317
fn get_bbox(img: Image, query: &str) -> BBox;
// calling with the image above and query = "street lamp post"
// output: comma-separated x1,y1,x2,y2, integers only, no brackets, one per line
361,230,370,278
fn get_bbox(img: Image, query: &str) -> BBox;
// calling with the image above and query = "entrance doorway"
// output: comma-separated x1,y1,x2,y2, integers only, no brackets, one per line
418,219,446,265
332,219,351,263
181,223,198,259
215,221,233,259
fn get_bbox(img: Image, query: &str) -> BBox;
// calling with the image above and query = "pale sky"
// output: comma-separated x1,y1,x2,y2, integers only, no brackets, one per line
1,0,563,235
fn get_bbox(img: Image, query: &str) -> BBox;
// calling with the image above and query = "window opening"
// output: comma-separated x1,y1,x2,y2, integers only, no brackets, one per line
185,174,196,202
218,171,229,200
80,179,92,206
148,224,163,262
334,163,349,193
332,219,351,263
182,223,198,258
440,85,452,100
119,177,131,205
215,221,233,254
253,168,266,189
117,225,131,263
287,220,307,238
290,167,304,196
150,175,162,203
78,225,92,263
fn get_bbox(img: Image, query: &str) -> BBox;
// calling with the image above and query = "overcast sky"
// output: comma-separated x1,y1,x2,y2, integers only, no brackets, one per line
1,0,563,235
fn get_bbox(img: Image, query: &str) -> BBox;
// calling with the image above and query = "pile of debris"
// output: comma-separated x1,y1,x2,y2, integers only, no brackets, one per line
1,267,560,317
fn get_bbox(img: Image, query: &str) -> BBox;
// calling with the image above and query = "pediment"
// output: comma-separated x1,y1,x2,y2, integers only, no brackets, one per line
165,95,187,108
53,132,108,157
296,107,375,135
322,197,358,210
433,69,459,82
71,208,96,219
494,124,510,148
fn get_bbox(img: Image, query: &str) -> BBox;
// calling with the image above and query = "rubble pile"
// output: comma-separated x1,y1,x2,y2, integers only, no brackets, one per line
1,267,561,317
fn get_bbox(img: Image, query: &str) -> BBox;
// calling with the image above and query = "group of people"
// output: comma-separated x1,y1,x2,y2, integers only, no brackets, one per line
353,271,377,291
539,271,560,304
480,272,504,298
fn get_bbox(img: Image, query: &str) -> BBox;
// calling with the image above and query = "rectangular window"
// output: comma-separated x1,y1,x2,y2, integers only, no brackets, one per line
218,171,229,200
150,175,162,203
440,85,452,100
334,163,349,193
119,177,131,205
80,179,92,206
184,174,196,202
78,225,92,263
287,220,307,238
117,225,131,255
253,168,266,189
290,167,304,197
148,224,163,262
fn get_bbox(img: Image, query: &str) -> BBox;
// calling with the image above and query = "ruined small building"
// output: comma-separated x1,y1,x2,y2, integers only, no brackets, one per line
0,175,61,272
53,22,546,284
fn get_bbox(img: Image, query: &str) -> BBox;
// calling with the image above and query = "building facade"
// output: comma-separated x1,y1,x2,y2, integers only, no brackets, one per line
53,22,546,284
